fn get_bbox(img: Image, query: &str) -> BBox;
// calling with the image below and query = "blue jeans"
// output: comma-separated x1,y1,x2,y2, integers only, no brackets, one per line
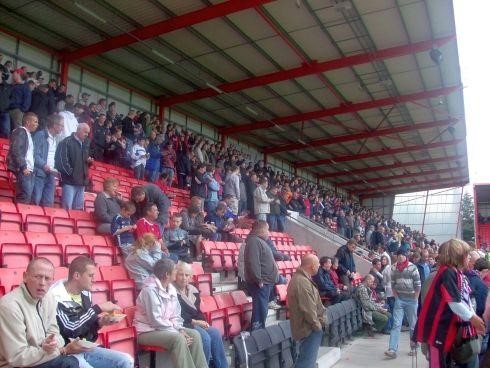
32,173,56,206
277,215,285,232
256,213,267,221
267,214,278,232
146,168,160,183
134,164,145,180
15,171,34,204
74,346,133,368
0,112,10,138
33,355,79,368
161,167,174,185
388,296,418,352
205,200,218,213
62,184,85,210
384,296,395,333
295,329,323,368
194,325,228,368
247,282,273,330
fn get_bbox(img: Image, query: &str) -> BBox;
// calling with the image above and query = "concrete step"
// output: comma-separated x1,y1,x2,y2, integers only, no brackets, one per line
317,346,341,367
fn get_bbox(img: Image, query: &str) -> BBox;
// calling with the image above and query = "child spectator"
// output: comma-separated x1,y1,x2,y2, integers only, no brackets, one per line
111,201,137,257
131,136,147,180
163,214,191,263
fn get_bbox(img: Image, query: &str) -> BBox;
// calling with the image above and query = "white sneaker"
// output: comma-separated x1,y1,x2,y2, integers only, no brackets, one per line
268,301,282,310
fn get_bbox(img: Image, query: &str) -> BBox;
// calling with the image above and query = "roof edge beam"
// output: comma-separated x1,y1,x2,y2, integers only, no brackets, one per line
220,85,460,135
295,139,463,168
61,0,275,62
359,180,468,200
158,35,454,106
264,118,457,154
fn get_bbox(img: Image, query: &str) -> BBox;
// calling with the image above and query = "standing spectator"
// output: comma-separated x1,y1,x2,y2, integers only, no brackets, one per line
371,226,386,251
176,147,191,189
131,136,148,180
94,177,123,234
161,142,176,187
29,84,52,131
464,251,488,318
6,112,38,203
0,258,79,368
58,102,80,139
244,172,258,215
356,274,390,335
334,239,357,290
9,79,35,130
111,201,137,257
0,72,11,138
190,164,207,209
55,123,93,210
90,113,108,161
385,249,421,359
287,254,325,368
32,114,63,206
244,220,279,330
253,177,274,221
121,109,136,139
131,184,172,231
224,165,240,215
370,258,385,296
145,135,163,183
134,259,208,368
50,256,134,368
203,165,219,213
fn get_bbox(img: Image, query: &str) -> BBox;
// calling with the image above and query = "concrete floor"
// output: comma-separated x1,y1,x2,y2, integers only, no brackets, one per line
334,331,429,368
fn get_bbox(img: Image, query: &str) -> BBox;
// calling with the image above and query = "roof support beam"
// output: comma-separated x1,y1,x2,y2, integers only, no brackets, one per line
358,176,469,198
263,118,456,154
318,155,464,179
339,167,465,188
295,139,462,169
220,86,460,135
359,180,468,200
158,35,454,106
60,0,274,62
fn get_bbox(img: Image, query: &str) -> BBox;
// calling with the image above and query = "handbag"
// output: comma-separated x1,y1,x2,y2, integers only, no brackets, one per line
451,325,482,364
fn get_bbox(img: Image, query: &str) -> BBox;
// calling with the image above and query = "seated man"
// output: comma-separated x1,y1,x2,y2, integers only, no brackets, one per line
164,214,192,263
355,274,390,336
0,258,79,368
134,259,207,368
369,258,385,297
313,256,349,304
50,256,133,368
204,202,235,242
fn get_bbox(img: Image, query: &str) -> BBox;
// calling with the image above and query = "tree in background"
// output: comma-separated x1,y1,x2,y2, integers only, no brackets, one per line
461,192,475,242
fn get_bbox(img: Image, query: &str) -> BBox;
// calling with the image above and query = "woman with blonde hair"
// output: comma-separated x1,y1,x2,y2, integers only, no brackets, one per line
125,233,163,290
414,239,486,367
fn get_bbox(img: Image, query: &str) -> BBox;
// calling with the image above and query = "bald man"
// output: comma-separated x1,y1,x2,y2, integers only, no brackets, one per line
287,254,325,368
0,258,80,368
55,122,94,210
355,274,389,335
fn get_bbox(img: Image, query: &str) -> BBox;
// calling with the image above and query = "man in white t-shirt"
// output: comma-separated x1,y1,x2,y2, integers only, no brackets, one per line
6,112,38,203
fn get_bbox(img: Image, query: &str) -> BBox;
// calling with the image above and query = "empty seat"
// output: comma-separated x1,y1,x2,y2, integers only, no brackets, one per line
1,243,33,268
82,235,107,247
0,201,17,214
0,230,26,245
54,267,69,281
105,326,136,359
17,204,44,222
91,280,111,305
25,214,51,232
44,207,69,220
214,293,242,338
111,279,136,309
25,232,57,247
92,246,115,266
230,290,252,329
0,212,22,230
68,210,93,221
77,220,97,235
200,295,226,337
252,329,277,368
52,217,76,234
34,244,63,267
0,267,24,291
99,265,129,282
55,233,84,248
64,244,90,265
266,324,294,368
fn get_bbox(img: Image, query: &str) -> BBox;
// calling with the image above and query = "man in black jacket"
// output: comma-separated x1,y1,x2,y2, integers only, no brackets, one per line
55,123,93,210
6,112,38,203
0,76,11,138
334,239,357,290
51,256,133,368
176,148,191,189
190,164,207,208
29,84,53,131
131,183,172,231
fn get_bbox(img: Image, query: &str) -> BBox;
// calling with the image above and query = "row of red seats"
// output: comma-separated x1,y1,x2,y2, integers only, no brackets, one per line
231,228,294,245
202,240,240,273
277,260,301,280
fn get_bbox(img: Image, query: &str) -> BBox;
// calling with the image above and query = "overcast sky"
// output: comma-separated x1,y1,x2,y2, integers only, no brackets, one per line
454,1,489,186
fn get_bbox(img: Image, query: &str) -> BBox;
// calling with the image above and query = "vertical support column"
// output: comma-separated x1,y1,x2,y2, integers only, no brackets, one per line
220,133,227,148
421,190,429,235
60,61,69,86
455,186,464,240
158,104,165,123
293,167,297,177
263,153,268,165
316,176,320,186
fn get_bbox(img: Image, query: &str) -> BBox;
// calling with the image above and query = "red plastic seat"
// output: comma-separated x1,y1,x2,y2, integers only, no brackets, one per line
91,280,110,305
124,306,136,326
275,284,288,304
25,214,51,232
77,220,97,235
82,235,107,248
52,217,76,234
17,203,44,222
0,201,17,214
64,244,90,265
190,262,213,296
111,279,135,309
200,295,226,337
230,290,252,329
0,267,24,291
0,285,5,297
0,212,22,230
99,265,129,282
55,233,84,248
0,230,27,245
1,243,33,268
92,246,115,266
43,207,69,220
35,244,63,267
25,232,57,247
105,327,136,359
213,293,242,338
68,210,93,221
54,267,69,281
